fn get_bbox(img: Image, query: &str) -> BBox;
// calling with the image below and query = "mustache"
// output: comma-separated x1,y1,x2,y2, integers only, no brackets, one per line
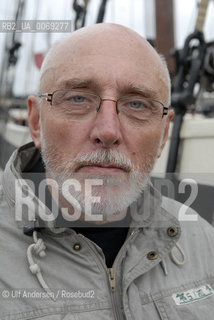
67,149,134,172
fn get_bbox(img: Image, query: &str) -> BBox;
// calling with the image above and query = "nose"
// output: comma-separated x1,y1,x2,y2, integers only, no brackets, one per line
90,99,122,148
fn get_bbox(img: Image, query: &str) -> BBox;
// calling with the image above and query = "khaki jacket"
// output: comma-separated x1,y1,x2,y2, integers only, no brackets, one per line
0,143,214,320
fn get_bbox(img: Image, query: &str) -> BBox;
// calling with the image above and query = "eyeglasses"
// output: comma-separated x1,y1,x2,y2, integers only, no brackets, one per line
38,89,168,127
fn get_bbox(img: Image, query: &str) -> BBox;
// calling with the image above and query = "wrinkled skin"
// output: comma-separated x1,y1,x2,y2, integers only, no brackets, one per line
28,23,174,221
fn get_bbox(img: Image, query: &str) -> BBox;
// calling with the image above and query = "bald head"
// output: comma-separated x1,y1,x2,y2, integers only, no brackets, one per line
39,23,170,106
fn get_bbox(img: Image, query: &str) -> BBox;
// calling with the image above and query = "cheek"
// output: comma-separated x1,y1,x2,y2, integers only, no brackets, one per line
42,117,90,154
129,127,163,163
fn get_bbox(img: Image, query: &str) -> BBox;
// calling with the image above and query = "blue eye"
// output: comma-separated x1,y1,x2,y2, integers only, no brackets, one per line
72,96,85,103
129,101,144,109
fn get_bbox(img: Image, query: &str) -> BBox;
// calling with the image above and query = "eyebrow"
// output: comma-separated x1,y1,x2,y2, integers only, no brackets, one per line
120,83,160,101
57,78,160,101
58,79,97,89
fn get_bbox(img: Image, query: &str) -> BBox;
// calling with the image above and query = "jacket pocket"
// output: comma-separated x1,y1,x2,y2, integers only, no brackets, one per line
153,282,214,320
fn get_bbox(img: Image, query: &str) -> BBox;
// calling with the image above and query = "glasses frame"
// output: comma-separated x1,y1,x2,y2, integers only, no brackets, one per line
38,90,169,118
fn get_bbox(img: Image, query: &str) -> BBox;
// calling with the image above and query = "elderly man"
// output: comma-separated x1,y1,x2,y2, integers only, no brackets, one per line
1,23,214,320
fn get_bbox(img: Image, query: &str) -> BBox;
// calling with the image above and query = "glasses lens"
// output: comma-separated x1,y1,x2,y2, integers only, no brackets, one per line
52,90,100,120
118,96,163,126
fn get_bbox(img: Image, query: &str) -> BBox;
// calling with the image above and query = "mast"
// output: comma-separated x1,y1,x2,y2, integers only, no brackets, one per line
0,0,26,100
155,0,175,73
166,0,210,173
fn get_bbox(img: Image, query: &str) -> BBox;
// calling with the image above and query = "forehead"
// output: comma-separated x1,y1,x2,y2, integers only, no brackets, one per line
41,31,168,102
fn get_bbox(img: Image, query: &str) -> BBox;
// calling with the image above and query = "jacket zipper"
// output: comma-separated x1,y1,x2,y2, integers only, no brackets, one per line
109,229,139,320
108,267,115,290
78,229,139,320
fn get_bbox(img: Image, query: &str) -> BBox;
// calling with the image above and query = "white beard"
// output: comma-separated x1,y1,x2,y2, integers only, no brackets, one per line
40,132,156,220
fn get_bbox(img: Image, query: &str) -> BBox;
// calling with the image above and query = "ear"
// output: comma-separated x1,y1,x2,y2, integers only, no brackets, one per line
28,96,41,149
157,109,174,158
